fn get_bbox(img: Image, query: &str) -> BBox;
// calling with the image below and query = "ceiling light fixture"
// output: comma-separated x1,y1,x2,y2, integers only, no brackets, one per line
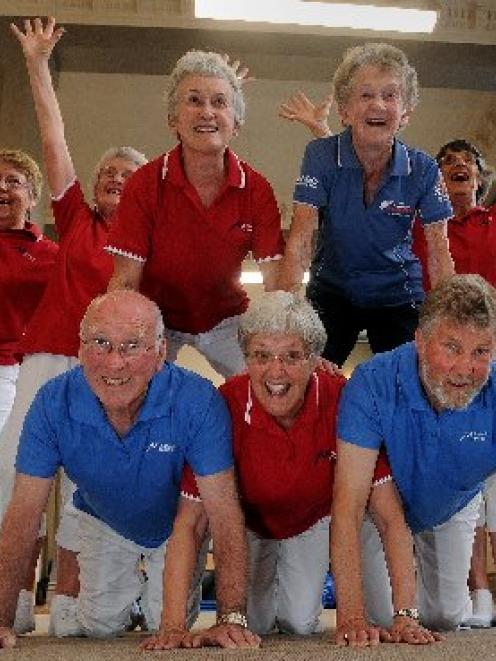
195,0,437,34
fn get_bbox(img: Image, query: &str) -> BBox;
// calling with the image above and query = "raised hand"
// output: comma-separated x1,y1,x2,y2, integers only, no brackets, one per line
278,90,333,138
222,54,255,86
11,16,65,63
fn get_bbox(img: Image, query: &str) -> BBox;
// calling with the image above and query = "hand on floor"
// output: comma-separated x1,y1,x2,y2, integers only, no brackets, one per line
0,627,16,649
191,623,261,648
140,627,194,650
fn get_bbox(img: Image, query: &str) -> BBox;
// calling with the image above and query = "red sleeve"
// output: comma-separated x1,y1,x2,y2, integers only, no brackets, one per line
248,169,285,262
105,160,160,262
372,447,392,486
51,180,88,239
180,464,201,501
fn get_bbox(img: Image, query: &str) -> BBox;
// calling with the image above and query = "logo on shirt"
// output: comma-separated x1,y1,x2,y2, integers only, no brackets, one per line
15,247,36,262
239,222,253,233
146,442,176,453
458,431,488,443
433,173,450,205
295,175,319,189
379,200,414,217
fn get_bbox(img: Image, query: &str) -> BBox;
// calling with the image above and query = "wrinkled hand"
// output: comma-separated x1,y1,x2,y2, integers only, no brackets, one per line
336,616,381,647
279,91,333,138
0,627,16,650
140,627,194,650
384,617,445,645
10,16,65,63
222,54,255,85
191,623,261,649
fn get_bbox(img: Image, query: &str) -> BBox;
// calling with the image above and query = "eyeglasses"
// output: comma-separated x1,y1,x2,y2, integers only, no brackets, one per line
439,151,478,167
245,349,311,367
80,336,159,359
0,176,29,191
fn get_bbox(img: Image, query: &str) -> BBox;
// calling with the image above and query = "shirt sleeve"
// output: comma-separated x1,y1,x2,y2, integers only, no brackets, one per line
249,173,285,262
293,139,333,209
372,448,392,485
337,367,384,450
105,164,156,262
185,386,234,477
180,463,201,501
51,180,87,239
417,157,453,226
15,386,61,479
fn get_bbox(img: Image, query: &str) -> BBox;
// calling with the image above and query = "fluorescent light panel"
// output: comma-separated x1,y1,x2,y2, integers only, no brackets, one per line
241,271,309,284
195,0,437,33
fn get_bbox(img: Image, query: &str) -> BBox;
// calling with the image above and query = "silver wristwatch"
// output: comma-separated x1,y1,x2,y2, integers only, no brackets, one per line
394,608,420,620
217,611,248,628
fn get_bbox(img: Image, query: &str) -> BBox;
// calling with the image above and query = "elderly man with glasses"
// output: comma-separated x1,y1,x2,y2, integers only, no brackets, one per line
0,290,258,650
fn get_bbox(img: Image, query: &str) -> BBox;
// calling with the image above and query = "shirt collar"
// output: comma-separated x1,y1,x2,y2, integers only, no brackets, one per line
0,220,42,242
450,205,489,224
337,127,411,176
162,143,245,189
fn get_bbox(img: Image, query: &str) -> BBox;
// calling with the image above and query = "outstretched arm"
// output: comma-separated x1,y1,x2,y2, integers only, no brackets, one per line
279,91,333,139
0,473,53,649
277,203,317,291
11,17,75,197
424,221,455,288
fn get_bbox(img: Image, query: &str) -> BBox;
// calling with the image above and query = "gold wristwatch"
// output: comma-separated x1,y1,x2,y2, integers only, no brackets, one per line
394,608,420,620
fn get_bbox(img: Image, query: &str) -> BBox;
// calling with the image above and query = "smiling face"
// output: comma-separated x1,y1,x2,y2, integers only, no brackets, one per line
416,319,495,412
439,148,480,213
93,156,139,220
79,293,166,427
168,74,237,156
0,160,35,230
339,64,409,150
245,333,317,429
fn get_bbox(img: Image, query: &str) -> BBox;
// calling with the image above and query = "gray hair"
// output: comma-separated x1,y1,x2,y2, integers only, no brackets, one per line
91,146,147,191
0,148,42,202
167,50,245,128
419,274,496,336
238,291,327,356
333,42,419,113
80,290,165,345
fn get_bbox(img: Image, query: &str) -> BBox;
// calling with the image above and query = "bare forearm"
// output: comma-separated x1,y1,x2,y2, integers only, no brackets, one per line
425,222,455,288
277,204,316,291
210,515,248,616
107,255,143,292
161,530,197,630
331,514,367,624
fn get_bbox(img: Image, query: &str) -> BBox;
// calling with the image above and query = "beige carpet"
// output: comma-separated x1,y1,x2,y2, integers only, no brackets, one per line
5,628,496,660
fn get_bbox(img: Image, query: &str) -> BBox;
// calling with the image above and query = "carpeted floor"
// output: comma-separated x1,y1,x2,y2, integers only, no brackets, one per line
5,628,496,660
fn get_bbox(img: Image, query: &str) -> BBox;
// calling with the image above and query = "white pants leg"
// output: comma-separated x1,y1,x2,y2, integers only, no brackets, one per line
415,493,482,631
247,517,329,635
0,364,19,434
164,315,245,380
0,354,78,525
476,473,496,531
76,512,165,638
360,514,394,628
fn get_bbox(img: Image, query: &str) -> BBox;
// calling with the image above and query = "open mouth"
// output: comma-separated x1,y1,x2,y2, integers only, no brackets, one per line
102,376,131,386
194,125,218,133
106,187,122,195
365,118,387,126
265,382,290,397
449,171,469,182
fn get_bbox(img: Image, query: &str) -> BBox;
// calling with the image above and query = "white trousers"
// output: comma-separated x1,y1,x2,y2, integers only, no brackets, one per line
476,474,496,531
164,315,245,379
0,353,78,526
76,511,165,638
0,364,19,434
246,517,330,635
361,494,482,631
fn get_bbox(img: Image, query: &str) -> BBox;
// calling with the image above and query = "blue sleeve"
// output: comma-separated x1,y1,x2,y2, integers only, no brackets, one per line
417,156,453,226
185,386,234,477
15,386,61,478
293,139,333,209
337,367,384,450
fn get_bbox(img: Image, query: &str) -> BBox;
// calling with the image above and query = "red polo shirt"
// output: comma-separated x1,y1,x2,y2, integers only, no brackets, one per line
0,223,58,365
18,181,113,358
413,203,496,290
106,145,284,334
181,371,391,540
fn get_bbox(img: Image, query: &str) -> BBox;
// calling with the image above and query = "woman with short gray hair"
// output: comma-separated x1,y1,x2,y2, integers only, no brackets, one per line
106,48,284,379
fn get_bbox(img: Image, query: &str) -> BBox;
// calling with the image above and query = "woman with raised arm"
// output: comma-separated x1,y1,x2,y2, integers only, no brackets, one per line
2,17,146,636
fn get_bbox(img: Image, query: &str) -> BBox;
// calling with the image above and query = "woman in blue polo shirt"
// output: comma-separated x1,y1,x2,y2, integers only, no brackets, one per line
277,42,454,366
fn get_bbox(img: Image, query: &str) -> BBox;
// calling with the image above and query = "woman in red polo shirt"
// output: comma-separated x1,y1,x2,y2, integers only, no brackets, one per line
106,49,284,378
141,292,438,650
0,149,58,432
2,18,147,635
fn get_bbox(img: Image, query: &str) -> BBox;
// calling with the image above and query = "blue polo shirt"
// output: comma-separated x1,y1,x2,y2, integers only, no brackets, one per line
337,343,496,533
16,363,233,548
294,128,453,307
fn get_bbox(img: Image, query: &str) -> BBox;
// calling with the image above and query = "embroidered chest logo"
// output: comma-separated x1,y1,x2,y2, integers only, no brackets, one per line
146,442,176,453
379,200,414,217
433,173,450,204
295,175,319,189
15,247,36,262
239,222,253,233
458,431,488,443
